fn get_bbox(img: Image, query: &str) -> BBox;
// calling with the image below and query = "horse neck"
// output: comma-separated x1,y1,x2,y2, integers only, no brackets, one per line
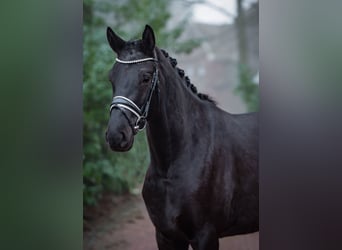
146,51,206,175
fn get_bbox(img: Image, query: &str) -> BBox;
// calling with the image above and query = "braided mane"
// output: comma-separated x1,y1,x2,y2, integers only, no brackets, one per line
160,49,216,105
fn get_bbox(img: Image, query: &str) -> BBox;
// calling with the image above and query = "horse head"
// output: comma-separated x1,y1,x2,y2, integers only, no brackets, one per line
105,25,158,151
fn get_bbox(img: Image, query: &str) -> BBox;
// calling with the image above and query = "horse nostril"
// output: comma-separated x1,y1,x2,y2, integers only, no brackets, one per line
109,131,125,144
120,132,126,142
120,132,131,147
106,129,131,150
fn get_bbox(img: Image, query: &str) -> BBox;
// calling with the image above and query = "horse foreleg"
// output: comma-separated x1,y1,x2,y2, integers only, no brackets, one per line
156,230,189,250
190,225,219,250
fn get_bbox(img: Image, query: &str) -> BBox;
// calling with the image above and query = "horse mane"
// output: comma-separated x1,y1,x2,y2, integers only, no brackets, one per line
160,49,216,105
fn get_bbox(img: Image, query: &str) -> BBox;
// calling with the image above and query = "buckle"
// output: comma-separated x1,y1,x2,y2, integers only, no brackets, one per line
134,116,147,131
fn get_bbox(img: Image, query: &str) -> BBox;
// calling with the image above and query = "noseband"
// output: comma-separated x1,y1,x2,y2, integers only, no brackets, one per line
109,53,159,134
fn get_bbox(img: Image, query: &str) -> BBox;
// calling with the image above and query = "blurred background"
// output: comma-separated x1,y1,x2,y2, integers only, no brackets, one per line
83,0,259,249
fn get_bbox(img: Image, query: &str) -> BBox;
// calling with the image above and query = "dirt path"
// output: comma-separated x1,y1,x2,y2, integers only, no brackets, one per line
84,192,258,250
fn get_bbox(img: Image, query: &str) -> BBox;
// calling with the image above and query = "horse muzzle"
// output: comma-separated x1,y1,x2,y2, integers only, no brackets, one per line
106,114,134,152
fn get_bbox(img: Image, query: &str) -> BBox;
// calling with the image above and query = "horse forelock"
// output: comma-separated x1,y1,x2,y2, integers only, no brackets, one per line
119,39,154,59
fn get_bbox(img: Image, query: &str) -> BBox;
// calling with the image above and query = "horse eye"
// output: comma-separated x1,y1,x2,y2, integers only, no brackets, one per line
142,74,151,83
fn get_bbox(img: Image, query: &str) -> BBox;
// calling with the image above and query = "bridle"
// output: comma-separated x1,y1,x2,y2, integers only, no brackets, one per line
109,51,159,135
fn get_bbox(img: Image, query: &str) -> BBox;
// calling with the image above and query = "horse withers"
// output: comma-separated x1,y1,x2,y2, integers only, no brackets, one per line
105,25,258,250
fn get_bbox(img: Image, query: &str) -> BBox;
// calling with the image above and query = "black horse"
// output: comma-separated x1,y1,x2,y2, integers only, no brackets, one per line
105,25,258,250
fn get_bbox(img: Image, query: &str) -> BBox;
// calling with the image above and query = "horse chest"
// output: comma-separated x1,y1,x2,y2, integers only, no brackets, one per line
142,174,188,234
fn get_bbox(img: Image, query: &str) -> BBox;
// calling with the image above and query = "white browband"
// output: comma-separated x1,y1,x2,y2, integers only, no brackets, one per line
116,57,155,64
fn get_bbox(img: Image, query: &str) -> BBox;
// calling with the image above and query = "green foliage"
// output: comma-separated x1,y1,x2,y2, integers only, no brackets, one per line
235,65,259,112
83,0,200,206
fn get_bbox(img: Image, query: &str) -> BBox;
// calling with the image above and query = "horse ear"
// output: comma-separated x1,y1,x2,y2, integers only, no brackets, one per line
142,25,155,52
107,27,126,54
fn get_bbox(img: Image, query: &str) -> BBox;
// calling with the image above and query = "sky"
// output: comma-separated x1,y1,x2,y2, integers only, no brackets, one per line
192,0,258,25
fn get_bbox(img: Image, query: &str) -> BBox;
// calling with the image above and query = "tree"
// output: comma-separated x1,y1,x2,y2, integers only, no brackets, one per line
180,0,259,111
235,0,259,111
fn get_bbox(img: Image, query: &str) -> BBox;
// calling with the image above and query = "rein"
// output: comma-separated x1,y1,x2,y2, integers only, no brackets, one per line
109,52,159,134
